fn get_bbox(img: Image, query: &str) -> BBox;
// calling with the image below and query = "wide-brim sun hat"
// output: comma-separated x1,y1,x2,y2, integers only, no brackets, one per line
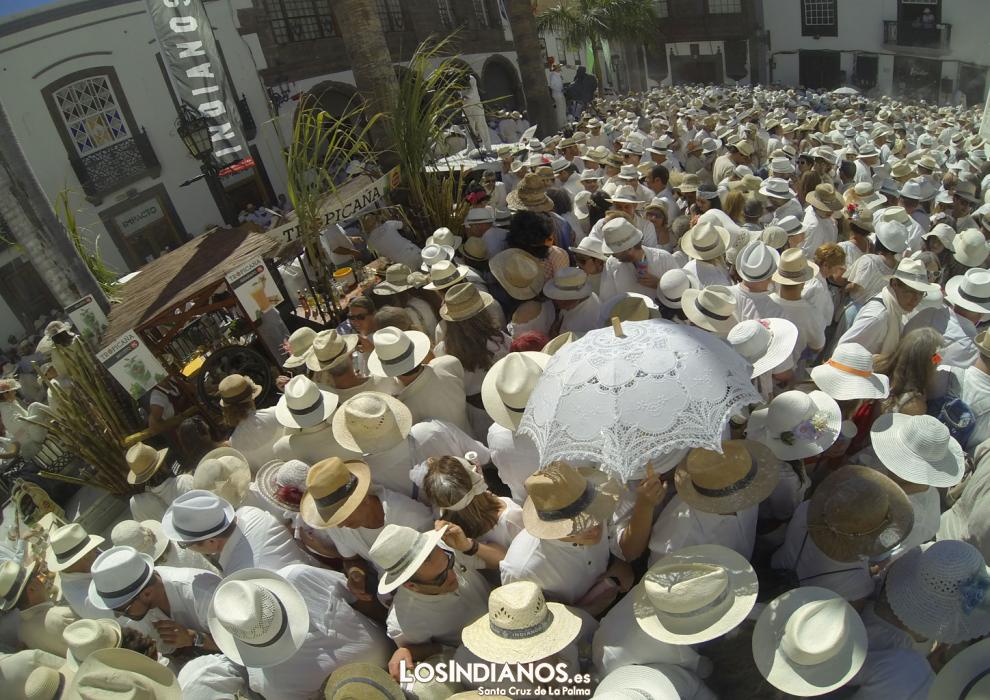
208,568,309,668
928,636,990,699
810,343,890,401
633,544,758,645
254,459,309,514
675,440,781,515
192,446,252,507
489,248,544,300
745,390,841,461
752,586,867,697
522,464,621,540
870,413,965,488
727,318,799,378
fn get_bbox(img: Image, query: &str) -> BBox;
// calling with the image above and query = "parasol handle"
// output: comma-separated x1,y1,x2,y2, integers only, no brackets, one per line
611,316,625,338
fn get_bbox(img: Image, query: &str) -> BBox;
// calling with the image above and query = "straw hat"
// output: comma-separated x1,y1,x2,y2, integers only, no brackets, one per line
680,221,730,261
954,229,990,267
601,218,644,255
24,667,64,700
542,331,576,356
656,269,698,310
889,257,938,293
332,391,412,454
810,343,889,400
423,261,469,291
752,587,867,696
677,174,700,193
481,351,549,431
124,442,169,486
506,173,554,212
806,466,913,562
254,459,309,513
45,523,104,573
871,413,965,488
746,390,841,460
945,268,990,315
304,330,359,372
161,489,235,544
63,619,121,670
283,327,317,369
569,236,606,261
772,248,818,286
777,215,804,238
368,523,448,594
768,157,795,175
373,263,414,295
735,240,780,282
0,376,22,393
459,236,489,264
425,227,462,250
192,446,252,506
110,520,168,561
439,282,496,322
633,544,758,645
886,539,990,643
217,374,261,407
208,568,309,668
0,559,36,611
727,318,798,378
594,665,679,699
521,462,620,540
875,220,909,253
299,457,371,529
489,249,544,300
367,327,431,377
65,648,180,700
419,244,455,273
608,185,641,205
543,267,592,301
807,184,844,212
682,286,738,335
461,581,582,664
323,663,403,700
463,207,495,226
675,440,780,515
929,636,990,698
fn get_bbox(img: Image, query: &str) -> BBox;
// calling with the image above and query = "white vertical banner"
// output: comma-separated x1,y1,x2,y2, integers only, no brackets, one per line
144,0,249,166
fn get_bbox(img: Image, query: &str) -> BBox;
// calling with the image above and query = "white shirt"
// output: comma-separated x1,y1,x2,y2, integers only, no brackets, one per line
772,294,827,365
888,486,940,559
846,649,934,700
482,498,525,550
271,423,359,467
178,654,250,700
839,239,867,270
682,259,732,288
482,226,509,257
367,221,421,271
904,305,978,369
387,552,491,646
148,389,175,421
130,474,194,522
600,247,677,301
557,294,602,336
247,565,391,700
398,357,471,435
768,197,804,225
803,273,835,329
157,565,221,632
500,529,611,605
846,255,895,306
18,603,75,656
435,333,511,396
800,206,838,258
230,407,283,474
487,424,541,504
400,419,490,499
729,284,784,320
837,297,900,355
218,506,316,574
321,375,401,403
58,571,116,621
648,495,757,565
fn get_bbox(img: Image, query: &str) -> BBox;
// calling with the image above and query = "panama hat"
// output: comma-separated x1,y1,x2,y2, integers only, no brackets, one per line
208,568,309,668
675,440,781,515
542,331,576,356
440,282,496,322
324,663,403,700
886,539,990,643
946,268,990,314
419,244,456,273
45,523,104,573
459,236,489,264
489,248,544,300
63,618,121,670
601,218,644,255
543,267,592,301
86,545,156,611
161,489,235,544
682,286,738,336
506,173,554,212
64,648,180,700
191,446,252,506
680,221,730,261
24,666,65,700
425,227,462,250
874,220,909,253
768,157,795,175
889,160,915,179
752,587,867,697
463,207,495,227
954,229,990,267
110,520,168,561
656,269,698,310
462,581,582,665
373,263,414,295
423,261,469,291
845,181,885,209
810,343,889,400
217,374,261,406
761,225,788,250
367,327,431,377
124,442,169,486
304,330,359,372
806,466,913,562
633,544,758,645
746,390,841,461
573,190,594,219
283,327,317,369
594,665,680,699
569,236,606,261
299,457,371,529
735,240,780,282
923,222,955,252
255,459,309,514
776,215,804,238
727,318,798,378
929,636,990,698
807,184,844,213
481,351,549,431
0,559,36,611
369,523,448,594
772,248,818,286
331,391,412,455
607,185,642,205
677,174,700,193
898,176,935,201
889,257,938,293
871,413,965,488
522,462,620,540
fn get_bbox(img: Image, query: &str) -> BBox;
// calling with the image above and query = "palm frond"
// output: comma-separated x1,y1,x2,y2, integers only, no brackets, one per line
536,2,593,47
54,190,119,299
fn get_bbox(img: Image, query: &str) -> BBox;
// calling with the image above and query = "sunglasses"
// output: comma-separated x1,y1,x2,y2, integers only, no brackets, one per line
414,548,455,587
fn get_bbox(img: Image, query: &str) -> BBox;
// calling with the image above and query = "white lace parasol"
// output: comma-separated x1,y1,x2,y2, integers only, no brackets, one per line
518,319,760,480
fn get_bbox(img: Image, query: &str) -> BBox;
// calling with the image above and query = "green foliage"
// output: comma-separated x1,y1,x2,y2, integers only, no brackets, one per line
54,190,118,299
536,0,660,49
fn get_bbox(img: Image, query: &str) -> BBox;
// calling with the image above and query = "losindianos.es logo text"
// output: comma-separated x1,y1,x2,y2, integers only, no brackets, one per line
399,660,592,695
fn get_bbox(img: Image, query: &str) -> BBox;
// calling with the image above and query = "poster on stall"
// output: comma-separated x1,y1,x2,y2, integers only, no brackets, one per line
225,257,284,322
97,330,168,400
65,295,107,345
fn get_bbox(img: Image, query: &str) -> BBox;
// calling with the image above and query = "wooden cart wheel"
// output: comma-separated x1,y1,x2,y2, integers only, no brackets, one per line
196,344,275,414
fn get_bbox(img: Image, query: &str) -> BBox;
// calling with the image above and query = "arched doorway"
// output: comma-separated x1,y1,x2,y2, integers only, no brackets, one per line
304,80,362,122
481,55,522,111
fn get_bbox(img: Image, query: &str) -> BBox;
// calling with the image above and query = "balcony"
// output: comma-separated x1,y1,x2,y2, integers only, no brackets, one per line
236,94,257,141
883,20,951,54
69,127,160,204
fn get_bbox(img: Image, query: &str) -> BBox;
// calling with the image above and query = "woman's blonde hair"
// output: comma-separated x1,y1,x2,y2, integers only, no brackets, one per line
422,456,502,539
722,190,746,224
875,327,943,413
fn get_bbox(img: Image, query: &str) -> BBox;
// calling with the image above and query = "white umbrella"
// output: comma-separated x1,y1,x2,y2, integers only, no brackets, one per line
831,86,859,95
518,320,760,480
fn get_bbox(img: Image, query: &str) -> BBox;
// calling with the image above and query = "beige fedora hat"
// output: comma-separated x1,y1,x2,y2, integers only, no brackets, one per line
192,446,252,507
680,221,730,261
274,375,338,430
543,267,592,301
681,286,738,335
489,248,544,300
889,257,939,293
423,261,469,291
331,391,413,454
807,184,845,213
522,462,620,540
65,648,180,700
439,282,496,322
217,374,261,407
24,666,65,700
124,442,169,486
63,618,121,670
110,519,168,561
45,523,104,573
481,351,549,430
369,523,448,594
461,581,582,664
299,457,371,529
282,327,317,369
0,559,36,611
304,330,359,373
367,326,431,377
373,263,414,295
772,248,818,286
601,218,644,255
674,440,781,515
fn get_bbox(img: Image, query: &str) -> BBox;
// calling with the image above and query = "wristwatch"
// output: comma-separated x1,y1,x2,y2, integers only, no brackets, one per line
191,630,206,648
464,539,480,556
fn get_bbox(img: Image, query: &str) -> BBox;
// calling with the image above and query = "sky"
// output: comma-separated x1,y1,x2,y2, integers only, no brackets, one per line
1,0,61,18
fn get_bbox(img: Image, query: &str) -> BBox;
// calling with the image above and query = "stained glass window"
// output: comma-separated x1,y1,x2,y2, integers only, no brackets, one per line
53,76,129,156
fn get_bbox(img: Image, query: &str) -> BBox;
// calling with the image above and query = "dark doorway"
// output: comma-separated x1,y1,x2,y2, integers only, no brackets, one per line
670,55,722,85
893,55,941,102
958,64,987,107
853,54,879,91
799,50,841,90
481,56,522,110
0,258,60,331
